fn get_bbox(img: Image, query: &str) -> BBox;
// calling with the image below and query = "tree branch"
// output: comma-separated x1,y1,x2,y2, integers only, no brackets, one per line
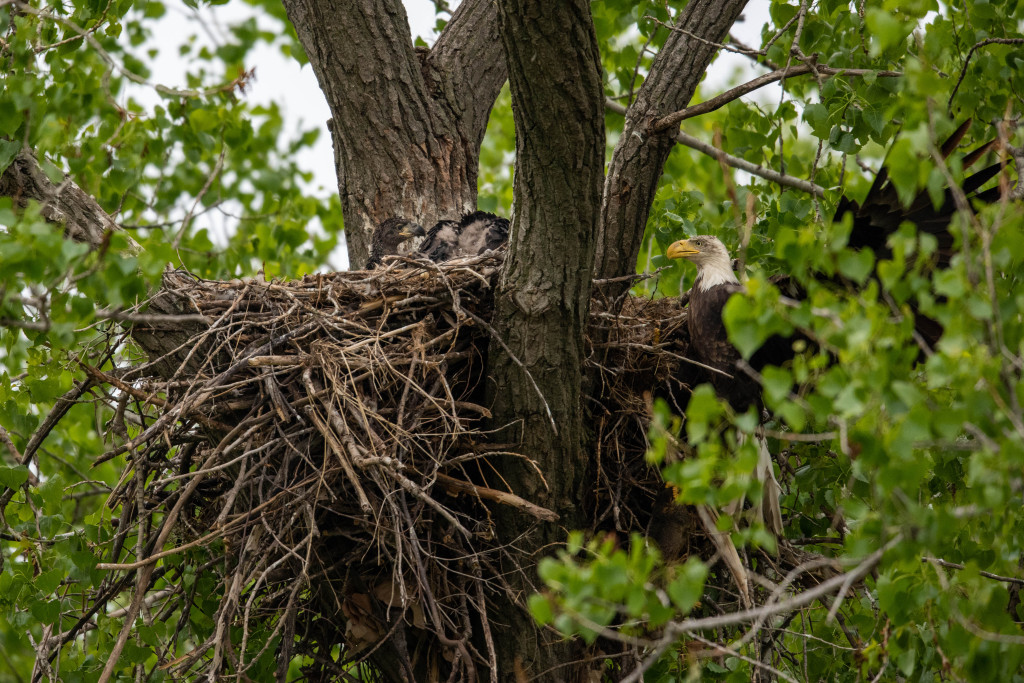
605,99,826,197
622,536,898,683
0,149,207,379
923,557,1024,586
948,38,1024,114
434,473,558,522
0,150,139,254
429,0,507,149
594,0,750,290
650,64,901,133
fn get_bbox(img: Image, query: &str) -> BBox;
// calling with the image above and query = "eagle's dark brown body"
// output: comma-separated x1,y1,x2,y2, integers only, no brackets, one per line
686,280,756,412
673,121,1003,411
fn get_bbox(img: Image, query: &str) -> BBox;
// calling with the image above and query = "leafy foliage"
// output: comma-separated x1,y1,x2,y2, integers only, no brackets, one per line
0,0,338,678
2,0,1024,680
532,1,1024,681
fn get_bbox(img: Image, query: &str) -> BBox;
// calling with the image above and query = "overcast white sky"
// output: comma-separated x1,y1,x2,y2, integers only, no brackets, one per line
142,1,774,269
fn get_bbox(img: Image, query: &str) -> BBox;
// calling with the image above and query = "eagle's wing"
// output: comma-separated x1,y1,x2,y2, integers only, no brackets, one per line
418,220,461,263
456,211,509,256
841,120,1001,270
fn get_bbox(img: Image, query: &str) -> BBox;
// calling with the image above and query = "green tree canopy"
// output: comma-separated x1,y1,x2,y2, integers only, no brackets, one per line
2,0,1023,680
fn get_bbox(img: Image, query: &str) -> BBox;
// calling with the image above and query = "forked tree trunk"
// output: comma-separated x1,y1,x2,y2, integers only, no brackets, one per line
486,0,606,679
282,0,507,267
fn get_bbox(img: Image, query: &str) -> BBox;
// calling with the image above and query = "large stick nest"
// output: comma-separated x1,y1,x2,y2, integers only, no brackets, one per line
87,252,755,680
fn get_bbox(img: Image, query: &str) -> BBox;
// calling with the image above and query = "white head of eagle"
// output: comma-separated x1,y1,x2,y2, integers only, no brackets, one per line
666,235,739,291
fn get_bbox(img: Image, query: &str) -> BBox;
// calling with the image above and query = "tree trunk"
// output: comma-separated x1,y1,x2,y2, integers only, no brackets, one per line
486,1,606,680
594,0,749,292
281,0,507,267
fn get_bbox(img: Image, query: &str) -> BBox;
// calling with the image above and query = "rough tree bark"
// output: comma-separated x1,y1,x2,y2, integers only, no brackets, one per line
594,0,750,292
486,0,605,680
281,0,507,267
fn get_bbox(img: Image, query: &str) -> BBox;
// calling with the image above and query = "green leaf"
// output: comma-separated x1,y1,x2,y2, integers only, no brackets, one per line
122,640,152,665
71,550,98,570
803,102,830,137
667,558,708,615
722,294,761,359
0,465,30,489
0,100,22,136
837,249,874,284
897,646,917,676
188,108,220,133
777,401,807,432
529,593,553,625
865,8,911,54
685,385,724,443
30,598,61,625
0,139,21,175
34,568,65,595
761,366,792,406
934,269,966,297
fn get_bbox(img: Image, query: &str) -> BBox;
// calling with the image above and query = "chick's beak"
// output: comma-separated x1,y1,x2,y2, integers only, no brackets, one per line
666,239,699,259
398,223,426,239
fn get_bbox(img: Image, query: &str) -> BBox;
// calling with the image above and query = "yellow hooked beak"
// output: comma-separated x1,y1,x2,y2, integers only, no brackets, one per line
666,239,699,259
398,224,426,239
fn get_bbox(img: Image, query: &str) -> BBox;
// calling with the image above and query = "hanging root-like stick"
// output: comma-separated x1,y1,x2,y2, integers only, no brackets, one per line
435,473,558,522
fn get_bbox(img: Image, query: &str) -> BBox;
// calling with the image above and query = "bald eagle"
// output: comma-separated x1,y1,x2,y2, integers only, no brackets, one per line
666,121,1002,536
666,236,768,413
418,219,461,263
366,211,509,270
365,218,425,269
454,211,509,256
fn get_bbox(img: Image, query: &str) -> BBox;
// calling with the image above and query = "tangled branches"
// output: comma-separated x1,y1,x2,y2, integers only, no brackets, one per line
22,252,702,681
17,244,855,683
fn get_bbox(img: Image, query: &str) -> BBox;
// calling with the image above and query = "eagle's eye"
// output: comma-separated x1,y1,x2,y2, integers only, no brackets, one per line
694,239,703,247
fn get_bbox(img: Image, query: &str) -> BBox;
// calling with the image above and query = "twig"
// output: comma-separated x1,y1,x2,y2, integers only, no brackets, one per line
621,535,899,683
95,309,213,325
650,64,901,133
95,454,212,683
690,634,800,683
948,38,1024,113
172,145,227,250
301,370,374,515
922,557,1024,585
12,1,254,100
762,429,838,442
78,361,231,433
434,473,558,522
0,423,24,463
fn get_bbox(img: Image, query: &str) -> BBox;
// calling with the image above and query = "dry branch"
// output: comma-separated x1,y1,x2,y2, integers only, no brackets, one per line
435,472,558,522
